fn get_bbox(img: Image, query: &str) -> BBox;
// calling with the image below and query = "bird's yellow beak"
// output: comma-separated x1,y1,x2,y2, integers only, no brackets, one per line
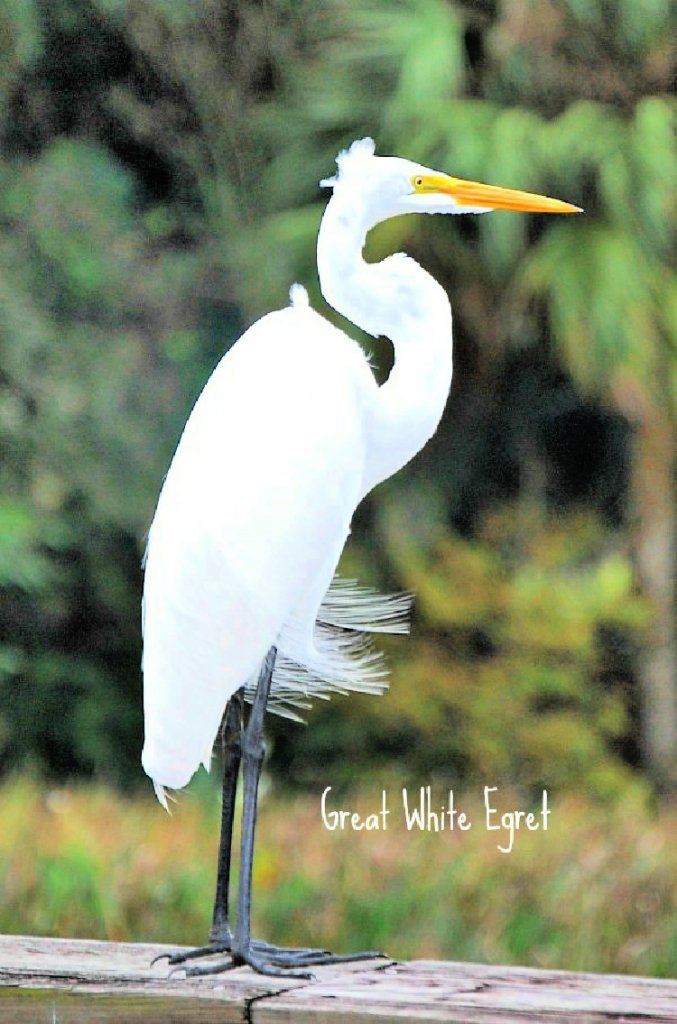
411,172,582,214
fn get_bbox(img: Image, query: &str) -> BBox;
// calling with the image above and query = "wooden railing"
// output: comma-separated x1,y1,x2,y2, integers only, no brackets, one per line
1,934,675,1022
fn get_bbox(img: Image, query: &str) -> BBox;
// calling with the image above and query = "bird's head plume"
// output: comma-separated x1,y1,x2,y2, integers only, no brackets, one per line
320,137,377,190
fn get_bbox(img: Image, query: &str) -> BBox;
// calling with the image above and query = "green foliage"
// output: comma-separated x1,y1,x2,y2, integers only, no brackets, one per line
0,133,204,782
517,98,676,411
11,141,138,306
0,777,674,977
0,0,40,120
0,499,61,590
280,505,647,800
0,0,674,794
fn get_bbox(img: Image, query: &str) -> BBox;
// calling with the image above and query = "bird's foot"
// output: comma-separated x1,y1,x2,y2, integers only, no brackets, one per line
239,945,388,980
151,940,231,967
158,940,387,980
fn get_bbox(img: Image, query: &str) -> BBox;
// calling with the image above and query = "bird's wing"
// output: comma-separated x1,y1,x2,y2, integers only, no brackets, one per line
142,302,376,792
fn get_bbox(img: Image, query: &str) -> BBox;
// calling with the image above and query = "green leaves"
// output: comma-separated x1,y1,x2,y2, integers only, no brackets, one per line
0,500,66,591
518,220,673,411
6,141,139,312
0,0,673,790
0,0,40,119
373,0,466,130
632,97,676,255
378,503,646,798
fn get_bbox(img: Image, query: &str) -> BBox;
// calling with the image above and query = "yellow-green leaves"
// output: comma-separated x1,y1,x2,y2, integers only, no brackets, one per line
378,502,646,798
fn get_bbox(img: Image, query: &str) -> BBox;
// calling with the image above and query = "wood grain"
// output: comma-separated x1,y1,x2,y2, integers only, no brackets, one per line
0,934,674,1023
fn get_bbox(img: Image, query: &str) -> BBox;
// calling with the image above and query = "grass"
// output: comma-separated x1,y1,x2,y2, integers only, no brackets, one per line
0,774,674,978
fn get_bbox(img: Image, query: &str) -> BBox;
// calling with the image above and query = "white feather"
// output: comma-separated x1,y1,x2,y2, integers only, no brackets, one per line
142,302,394,793
289,283,309,308
319,576,412,634
142,140,459,805
320,137,375,189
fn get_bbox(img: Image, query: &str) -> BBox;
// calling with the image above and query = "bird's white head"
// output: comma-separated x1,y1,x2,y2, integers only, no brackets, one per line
321,137,582,227
318,137,581,342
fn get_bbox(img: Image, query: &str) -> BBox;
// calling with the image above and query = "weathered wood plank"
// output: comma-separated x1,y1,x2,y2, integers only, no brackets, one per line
0,934,675,1024
253,959,677,1023
0,934,302,1023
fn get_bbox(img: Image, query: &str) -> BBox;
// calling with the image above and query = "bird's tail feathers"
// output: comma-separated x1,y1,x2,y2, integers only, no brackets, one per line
153,780,177,813
318,577,413,634
245,577,413,720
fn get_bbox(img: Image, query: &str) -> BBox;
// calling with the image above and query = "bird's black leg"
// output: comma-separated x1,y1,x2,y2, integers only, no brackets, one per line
183,647,385,979
155,691,243,967
210,688,244,944
231,647,276,963
167,647,386,979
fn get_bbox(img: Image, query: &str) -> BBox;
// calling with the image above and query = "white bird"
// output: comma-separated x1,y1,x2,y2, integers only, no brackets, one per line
142,138,580,978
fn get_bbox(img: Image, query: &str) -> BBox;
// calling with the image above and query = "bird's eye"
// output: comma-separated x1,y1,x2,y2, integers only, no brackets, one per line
414,176,424,188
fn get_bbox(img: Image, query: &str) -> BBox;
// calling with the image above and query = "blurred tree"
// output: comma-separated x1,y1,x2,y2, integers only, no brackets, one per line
0,0,673,793
486,3,677,789
334,0,676,789
0,2,214,782
277,502,648,801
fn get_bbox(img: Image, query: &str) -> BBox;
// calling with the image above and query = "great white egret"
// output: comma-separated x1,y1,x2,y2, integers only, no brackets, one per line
142,137,580,978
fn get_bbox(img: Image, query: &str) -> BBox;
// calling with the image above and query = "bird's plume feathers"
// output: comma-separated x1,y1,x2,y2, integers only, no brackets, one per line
243,576,413,721
320,137,376,189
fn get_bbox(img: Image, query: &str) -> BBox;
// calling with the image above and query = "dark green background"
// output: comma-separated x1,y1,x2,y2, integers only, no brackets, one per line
0,0,674,797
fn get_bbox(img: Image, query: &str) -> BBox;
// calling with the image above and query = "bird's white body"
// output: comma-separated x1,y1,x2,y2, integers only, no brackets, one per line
143,294,404,793
143,271,450,797
142,138,579,804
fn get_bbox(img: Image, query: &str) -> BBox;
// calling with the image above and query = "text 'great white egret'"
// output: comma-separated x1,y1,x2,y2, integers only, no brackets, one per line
142,138,581,978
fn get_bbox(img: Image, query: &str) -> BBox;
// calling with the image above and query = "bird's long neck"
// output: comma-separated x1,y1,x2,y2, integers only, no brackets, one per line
317,196,453,492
